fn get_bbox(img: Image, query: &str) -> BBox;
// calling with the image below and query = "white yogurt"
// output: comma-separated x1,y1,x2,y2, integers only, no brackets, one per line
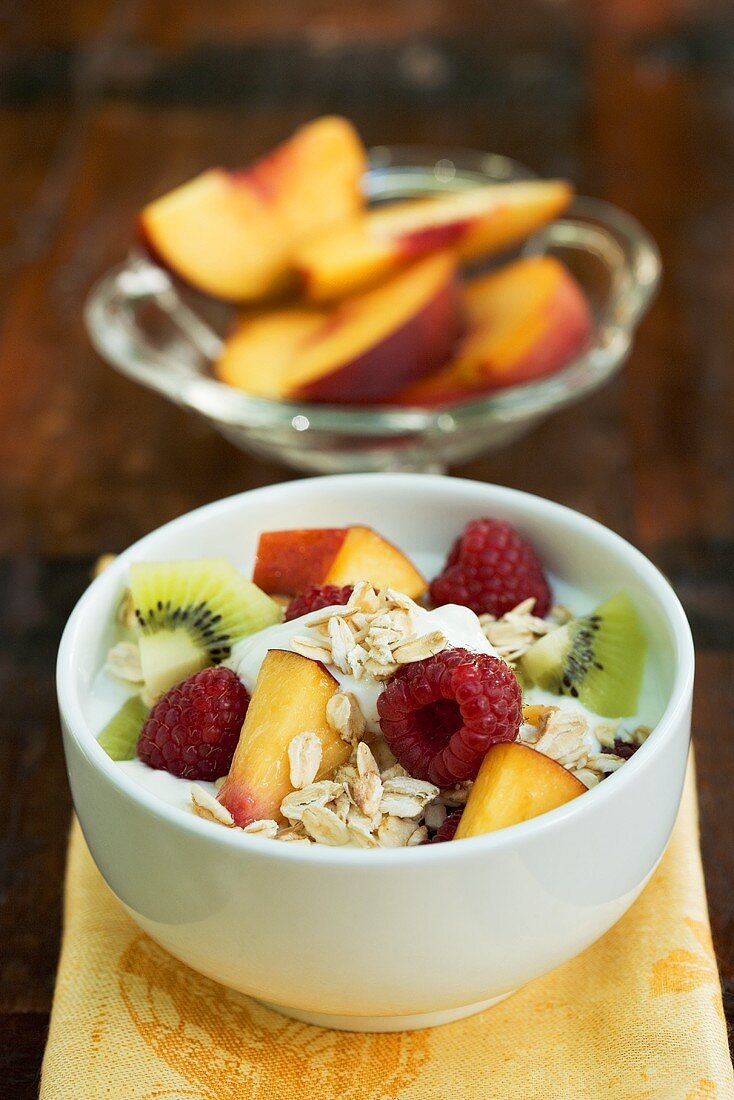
226,601,496,731
117,755,208,810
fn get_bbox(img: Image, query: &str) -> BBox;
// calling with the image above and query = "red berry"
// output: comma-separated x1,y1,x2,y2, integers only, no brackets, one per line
285,584,354,622
430,518,551,618
137,666,250,780
430,809,463,843
377,648,522,787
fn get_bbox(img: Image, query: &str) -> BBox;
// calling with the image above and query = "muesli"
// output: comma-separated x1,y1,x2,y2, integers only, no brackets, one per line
97,517,651,846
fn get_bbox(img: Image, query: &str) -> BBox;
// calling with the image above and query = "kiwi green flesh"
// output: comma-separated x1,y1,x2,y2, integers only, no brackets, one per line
138,632,208,698
520,592,647,718
129,559,281,698
98,695,149,760
520,627,571,698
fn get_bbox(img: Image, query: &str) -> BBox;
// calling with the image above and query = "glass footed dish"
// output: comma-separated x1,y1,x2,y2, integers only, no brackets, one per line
85,146,661,474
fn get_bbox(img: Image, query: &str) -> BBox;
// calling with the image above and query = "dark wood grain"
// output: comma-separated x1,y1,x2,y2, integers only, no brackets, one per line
1,0,733,1093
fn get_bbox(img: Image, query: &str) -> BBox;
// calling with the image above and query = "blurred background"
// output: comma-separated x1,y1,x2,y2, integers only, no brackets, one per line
3,0,733,540
1,0,733,1090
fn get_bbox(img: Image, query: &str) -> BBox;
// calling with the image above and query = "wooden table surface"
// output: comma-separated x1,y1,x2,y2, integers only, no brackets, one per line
2,0,733,1092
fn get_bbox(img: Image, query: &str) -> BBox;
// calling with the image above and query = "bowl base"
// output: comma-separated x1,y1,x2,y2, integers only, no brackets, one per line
257,991,514,1032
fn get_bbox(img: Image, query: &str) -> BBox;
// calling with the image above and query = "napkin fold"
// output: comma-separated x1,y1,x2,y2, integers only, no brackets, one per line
41,762,734,1100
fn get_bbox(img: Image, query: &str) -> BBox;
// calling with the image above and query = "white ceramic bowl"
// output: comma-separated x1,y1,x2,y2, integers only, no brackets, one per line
57,475,694,1032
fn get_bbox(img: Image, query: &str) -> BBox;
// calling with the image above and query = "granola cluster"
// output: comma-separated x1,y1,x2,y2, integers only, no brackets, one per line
479,597,571,663
191,732,462,848
290,581,448,682
519,705,648,788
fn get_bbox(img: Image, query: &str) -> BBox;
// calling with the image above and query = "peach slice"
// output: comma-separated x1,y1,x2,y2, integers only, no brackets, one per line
245,115,366,245
458,255,593,386
283,252,463,402
140,170,288,302
218,649,350,826
252,526,427,599
390,256,593,406
213,253,462,402
295,180,573,301
253,529,350,596
139,116,366,302
454,742,586,839
215,308,328,397
326,526,427,597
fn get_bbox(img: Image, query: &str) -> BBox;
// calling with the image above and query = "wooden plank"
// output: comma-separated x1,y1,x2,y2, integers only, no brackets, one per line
0,1013,48,1100
586,12,734,547
133,0,580,52
0,558,83,1014
692,650,734,1021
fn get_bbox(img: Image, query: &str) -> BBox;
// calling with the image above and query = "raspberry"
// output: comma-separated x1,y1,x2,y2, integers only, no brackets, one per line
285,584,354,622
430,518,551,618
377,648,522,787
137,666,250,780
430,809,463,843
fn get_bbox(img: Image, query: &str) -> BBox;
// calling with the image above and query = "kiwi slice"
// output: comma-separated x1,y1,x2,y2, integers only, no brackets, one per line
520,592,646,717
130,559,282,698
97,695,149,760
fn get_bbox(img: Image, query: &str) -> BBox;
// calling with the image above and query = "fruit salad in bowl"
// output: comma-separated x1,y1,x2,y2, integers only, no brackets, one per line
98,515,655,851
58,475,692,1030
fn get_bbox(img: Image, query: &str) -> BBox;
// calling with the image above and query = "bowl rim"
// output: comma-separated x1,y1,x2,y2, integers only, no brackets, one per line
57,474,694,864
84,145,662,438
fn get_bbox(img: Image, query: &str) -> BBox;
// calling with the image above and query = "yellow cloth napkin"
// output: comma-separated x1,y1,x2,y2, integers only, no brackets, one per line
41,764,734,1100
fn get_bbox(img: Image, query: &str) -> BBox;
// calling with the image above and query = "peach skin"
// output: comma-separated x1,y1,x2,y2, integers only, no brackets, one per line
252,526,427,599
252,529,350,596
391,256,592,406
295,179,573,302
283,252,463,402
139,116,366,302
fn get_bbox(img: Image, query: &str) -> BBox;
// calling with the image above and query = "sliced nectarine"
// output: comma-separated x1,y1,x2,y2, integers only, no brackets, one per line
454,741,586,839
252,526,427,599
325,526,426,597
295,180,573,301
283,252,463,402
215,308,328,397
456,255,592,387
140,116,366,302
457,182,572,263
217,649,350,826
253,529,349,595
213,252,462,403
245,115,366,245
140,170,289,302
390,256,592,406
